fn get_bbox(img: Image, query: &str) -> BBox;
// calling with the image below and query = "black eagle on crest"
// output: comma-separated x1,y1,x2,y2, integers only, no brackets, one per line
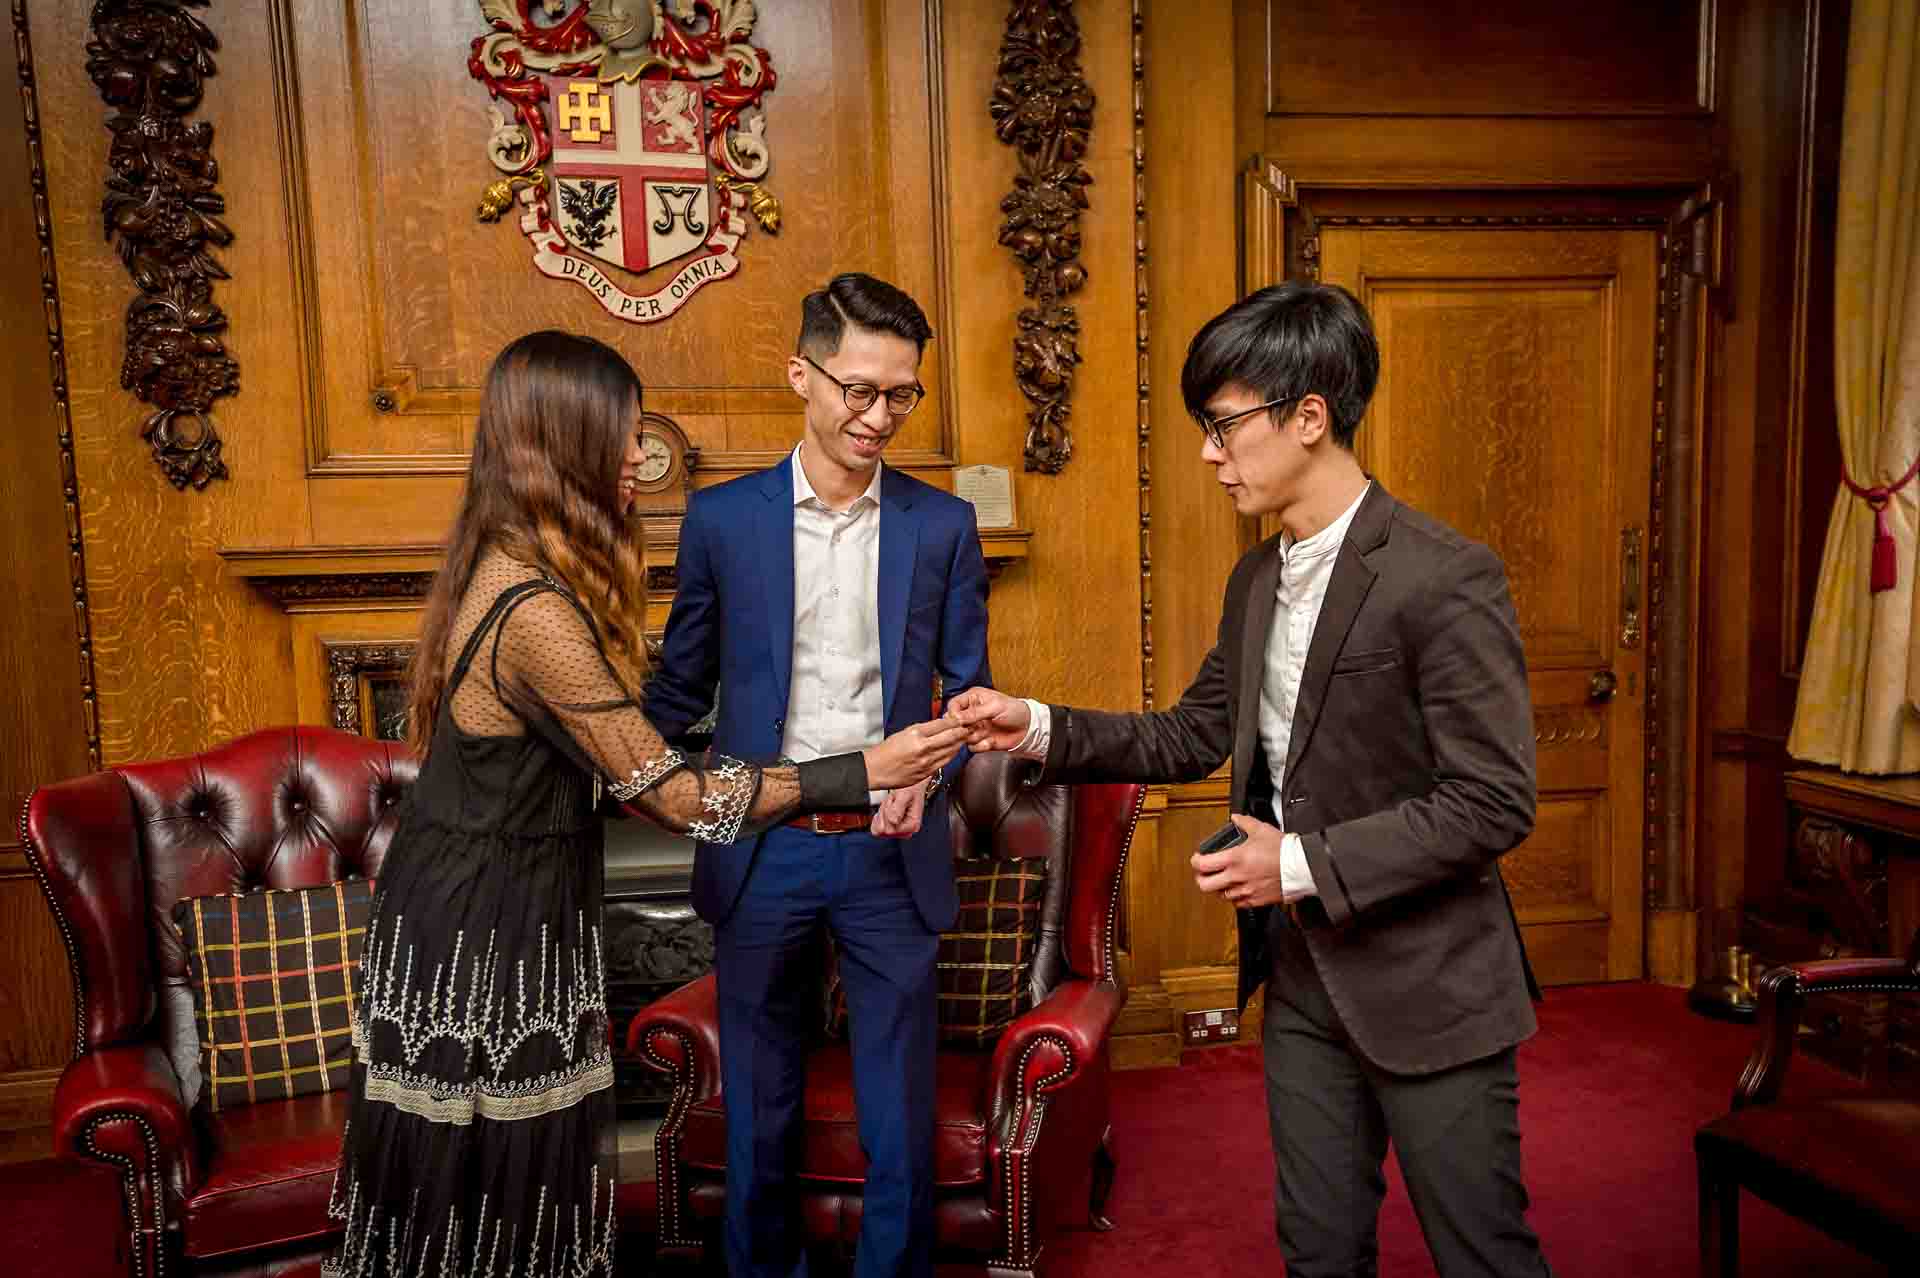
560,179,620,251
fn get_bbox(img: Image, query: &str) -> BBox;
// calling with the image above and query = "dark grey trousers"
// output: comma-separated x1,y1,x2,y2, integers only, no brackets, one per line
1262,915,1552,1278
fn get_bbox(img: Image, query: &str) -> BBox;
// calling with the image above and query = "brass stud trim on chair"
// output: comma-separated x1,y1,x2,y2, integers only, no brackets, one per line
20,798,91,1058
81,1111,166,1278
639,1027,705,1252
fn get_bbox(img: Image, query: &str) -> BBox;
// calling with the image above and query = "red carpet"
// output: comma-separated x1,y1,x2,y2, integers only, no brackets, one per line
1035,982,1891,1277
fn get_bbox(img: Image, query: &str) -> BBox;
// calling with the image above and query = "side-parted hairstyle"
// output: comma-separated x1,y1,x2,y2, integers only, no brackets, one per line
1180,281,1380,448
796,272,934,357
407,330,648,757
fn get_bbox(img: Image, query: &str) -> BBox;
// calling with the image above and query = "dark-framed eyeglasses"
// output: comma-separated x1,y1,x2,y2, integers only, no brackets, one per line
801,354,926,416
1198,395,1298,451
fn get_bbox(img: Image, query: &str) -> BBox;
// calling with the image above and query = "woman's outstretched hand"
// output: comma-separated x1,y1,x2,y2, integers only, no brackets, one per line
862,718,970,791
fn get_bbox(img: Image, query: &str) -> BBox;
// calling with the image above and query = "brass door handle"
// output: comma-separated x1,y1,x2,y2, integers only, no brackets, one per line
1589,670,1619,702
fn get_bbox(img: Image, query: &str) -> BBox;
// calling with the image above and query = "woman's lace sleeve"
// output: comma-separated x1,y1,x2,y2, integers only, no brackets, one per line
488,589,833,841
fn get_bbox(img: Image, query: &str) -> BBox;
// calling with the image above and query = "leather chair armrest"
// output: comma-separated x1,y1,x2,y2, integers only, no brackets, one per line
1771,955,1918,993
988,978,1124,1124
52,1041,200,1194
1733,955,1920,1110
628,972,722,1101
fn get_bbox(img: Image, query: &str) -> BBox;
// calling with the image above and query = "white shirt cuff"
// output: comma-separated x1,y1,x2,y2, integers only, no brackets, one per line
1011,698,1052,760
1280,832,1318,902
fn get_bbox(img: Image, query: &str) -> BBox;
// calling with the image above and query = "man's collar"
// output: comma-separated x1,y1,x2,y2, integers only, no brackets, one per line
1281,480,1372,561
791,442,883,510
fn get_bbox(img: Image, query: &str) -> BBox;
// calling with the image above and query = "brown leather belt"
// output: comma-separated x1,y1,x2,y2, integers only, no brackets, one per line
784,810,874,834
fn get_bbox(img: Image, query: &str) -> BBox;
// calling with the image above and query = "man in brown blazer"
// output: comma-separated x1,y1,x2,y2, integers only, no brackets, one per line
949,282,1551,1277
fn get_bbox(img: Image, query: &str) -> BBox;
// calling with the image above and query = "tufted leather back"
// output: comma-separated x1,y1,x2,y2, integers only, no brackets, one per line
25,726,417,1064
944,753,1145,1007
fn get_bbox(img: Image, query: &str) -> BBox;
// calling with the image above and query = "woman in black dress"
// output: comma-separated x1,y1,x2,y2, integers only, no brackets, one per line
324,332,965,1278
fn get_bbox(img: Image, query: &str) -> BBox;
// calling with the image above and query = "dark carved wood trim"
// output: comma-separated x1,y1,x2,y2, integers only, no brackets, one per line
1650,183,1726,914
86,0,235,491
1711,729,1790,761
225,530,1035,609
1265,172,1726,931
1133,0,1151,708
255,572,435,606
1781,0,1849,681
323,641,412,736
19,0,103,770
992,0,1094,475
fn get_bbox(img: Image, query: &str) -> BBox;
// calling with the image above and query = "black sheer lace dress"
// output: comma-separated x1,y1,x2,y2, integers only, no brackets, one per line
324,552,860,1278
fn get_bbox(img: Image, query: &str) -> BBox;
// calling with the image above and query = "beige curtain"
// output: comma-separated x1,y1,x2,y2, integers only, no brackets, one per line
1789,0,1920,772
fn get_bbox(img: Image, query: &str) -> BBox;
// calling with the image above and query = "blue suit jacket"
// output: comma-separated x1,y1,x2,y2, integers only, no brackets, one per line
643,456,992,930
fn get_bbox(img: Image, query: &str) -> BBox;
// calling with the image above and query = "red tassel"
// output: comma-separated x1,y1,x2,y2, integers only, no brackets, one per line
1871,505,1897,593
1842,459,1920,594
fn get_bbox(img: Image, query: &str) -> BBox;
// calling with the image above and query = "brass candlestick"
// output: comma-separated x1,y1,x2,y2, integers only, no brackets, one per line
1687,944,1759,1023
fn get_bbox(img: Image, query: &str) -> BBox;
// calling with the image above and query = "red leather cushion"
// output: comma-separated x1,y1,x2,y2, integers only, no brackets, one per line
1698,1098,1920,1240
0,1156,128,1278
183,1090,350,1259
682,1045,993,1187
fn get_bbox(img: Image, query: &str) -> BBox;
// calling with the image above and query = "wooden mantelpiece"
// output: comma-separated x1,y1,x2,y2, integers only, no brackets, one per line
221,529,1034,739
220,526,1034,609
219,544,444,606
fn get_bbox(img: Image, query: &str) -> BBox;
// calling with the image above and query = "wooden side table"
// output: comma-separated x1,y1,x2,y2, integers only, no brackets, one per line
1741,769,1920,1089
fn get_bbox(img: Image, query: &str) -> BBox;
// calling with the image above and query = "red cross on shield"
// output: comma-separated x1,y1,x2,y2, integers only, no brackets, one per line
544,76,713,275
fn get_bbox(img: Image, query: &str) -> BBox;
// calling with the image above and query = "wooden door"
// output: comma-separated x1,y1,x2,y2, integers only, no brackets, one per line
1317,228,1656,984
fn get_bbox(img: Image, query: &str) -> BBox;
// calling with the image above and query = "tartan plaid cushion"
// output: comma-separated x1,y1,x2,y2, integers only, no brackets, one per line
825,857,1048,1046
173,879,374,1111
937,857,1049,1044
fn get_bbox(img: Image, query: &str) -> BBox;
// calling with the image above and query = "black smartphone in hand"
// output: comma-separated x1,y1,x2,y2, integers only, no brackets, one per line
1196,820,1247,855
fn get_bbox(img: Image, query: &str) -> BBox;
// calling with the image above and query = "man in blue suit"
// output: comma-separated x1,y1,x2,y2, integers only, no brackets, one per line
645,272,992,1278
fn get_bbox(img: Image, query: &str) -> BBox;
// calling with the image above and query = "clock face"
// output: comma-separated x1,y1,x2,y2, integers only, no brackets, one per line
635,432,674,484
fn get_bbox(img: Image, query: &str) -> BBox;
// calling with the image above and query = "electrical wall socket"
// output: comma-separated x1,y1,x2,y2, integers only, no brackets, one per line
1182,1007,1241,1047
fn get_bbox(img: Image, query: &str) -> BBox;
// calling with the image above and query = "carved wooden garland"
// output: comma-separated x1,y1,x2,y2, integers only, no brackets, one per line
85,0,236,491
991,0,1094,475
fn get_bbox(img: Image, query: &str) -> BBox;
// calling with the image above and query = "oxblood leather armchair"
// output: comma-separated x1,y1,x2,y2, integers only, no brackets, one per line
25,726,416,1277
1694,931,1920,1276
631,753,1146,1277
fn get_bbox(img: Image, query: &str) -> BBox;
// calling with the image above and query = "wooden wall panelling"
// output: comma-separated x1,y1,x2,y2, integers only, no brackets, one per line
283,0,954,495
1645,187,1724,984
1259,0,1713,118
1,0,91,1128
1114,0,1249,1060
24,0,1017,765
939,0,1142,709
1779,0,1848,683
37,0,309,769
1260,117,1717,192
1246,0,1733,986
1699,0,1851,983
936,0,1169,1058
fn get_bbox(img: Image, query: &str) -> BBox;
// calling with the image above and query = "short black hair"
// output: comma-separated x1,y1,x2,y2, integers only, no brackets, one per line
1180,281,1380,448
797,272,934,357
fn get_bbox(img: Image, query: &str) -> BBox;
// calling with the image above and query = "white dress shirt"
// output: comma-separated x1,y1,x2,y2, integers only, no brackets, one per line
1013,484,1372,903
781,445,886,803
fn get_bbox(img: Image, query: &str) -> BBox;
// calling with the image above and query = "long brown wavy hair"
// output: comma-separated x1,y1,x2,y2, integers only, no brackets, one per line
407,330,649,756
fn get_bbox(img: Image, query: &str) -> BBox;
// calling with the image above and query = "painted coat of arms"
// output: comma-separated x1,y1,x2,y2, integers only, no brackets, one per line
470,1,781,323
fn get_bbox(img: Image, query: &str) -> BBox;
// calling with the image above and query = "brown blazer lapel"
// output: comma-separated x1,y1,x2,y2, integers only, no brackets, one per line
1282,485,1394,782
1230,546,1282,811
